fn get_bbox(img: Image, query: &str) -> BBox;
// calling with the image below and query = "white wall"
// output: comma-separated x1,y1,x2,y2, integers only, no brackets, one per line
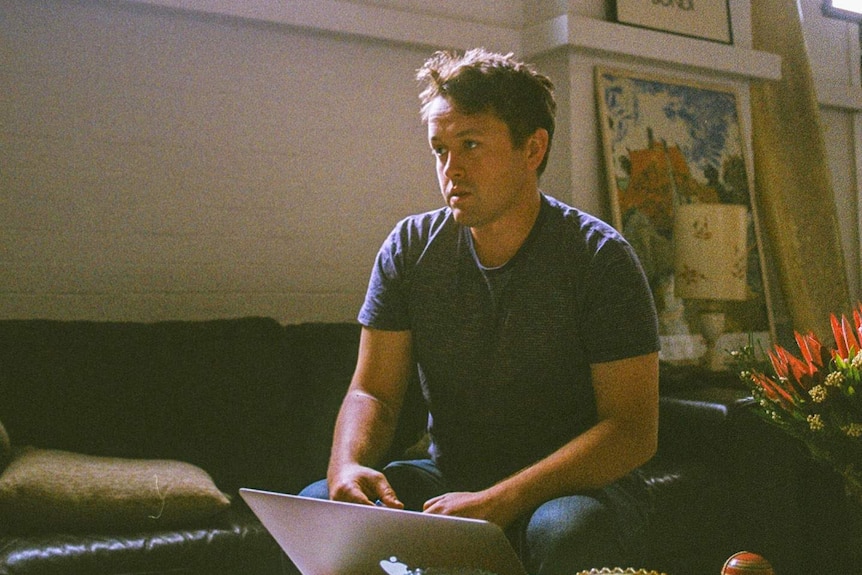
1,0,858,323
1,1,440,322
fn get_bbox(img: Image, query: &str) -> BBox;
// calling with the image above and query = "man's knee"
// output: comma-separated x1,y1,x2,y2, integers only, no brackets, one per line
525,495,621,575
298,478,330,500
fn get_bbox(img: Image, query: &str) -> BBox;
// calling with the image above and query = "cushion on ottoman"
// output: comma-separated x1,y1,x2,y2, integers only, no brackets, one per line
0,447,230,533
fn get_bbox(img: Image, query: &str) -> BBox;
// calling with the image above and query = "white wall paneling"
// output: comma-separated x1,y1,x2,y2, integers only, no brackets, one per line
3,0,859,322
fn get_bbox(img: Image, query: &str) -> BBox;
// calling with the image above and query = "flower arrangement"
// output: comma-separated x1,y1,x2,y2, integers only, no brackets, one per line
732,304,862,503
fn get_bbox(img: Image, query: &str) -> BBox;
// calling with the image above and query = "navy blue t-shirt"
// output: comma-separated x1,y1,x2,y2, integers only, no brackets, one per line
359,194,659,489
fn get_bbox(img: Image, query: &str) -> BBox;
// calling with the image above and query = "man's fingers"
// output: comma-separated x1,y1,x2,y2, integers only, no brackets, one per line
331,469,403,509
376,481,404,509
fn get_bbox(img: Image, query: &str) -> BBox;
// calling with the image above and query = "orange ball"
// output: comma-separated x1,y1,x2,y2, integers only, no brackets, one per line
722,551,775,575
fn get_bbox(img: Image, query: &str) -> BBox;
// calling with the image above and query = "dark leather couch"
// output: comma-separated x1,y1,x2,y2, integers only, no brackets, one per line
0,318,856,575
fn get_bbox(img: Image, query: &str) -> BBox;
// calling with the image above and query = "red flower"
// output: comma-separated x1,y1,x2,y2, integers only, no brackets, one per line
830,302,862,361
745,304,862,405
794,331,824,373
750,370,796,410
767,340,818,395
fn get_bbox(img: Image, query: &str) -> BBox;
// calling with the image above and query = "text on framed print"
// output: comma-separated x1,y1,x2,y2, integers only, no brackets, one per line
614,0,732,44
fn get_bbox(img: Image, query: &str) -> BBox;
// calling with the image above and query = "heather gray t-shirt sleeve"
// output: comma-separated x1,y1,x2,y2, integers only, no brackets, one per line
578,236,659,363
357,218,417,331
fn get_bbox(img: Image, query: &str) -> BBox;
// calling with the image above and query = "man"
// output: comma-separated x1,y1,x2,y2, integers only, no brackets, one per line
301,49,660,574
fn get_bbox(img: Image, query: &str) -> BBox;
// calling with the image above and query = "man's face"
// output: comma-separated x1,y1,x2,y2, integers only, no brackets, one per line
426,96,537,230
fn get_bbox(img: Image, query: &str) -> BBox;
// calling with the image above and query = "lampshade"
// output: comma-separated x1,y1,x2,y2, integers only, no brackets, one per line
673,203,748,301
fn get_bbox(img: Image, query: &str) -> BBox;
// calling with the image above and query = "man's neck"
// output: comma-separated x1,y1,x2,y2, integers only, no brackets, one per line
470,191,542,268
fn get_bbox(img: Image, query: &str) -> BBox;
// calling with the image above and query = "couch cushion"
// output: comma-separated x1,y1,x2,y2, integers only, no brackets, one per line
0,504,284,575
0,447,230,533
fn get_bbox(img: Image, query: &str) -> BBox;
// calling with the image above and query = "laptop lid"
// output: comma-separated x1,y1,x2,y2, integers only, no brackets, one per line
239,488,527,575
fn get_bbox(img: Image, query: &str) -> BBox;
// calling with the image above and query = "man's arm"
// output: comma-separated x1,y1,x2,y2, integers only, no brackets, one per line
326,326,413,508
423,351,659,527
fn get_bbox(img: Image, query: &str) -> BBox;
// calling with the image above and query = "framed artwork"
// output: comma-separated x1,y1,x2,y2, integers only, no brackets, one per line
613,0,732,44
594,67,774,351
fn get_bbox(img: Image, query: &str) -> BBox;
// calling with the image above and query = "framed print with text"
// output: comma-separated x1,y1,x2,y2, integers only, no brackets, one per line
613,0,733,44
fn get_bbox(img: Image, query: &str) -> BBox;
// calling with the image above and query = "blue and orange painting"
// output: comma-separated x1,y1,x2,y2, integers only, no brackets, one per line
597,69,770,335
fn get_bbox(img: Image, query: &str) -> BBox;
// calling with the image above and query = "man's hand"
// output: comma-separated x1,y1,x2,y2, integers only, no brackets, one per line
328,463,404,508
422,490,517,528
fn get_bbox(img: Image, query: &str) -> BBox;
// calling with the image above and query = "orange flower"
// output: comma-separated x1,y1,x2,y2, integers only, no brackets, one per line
794,331,824,373
830,303,862,361
750,370,796,410
767,341,818,395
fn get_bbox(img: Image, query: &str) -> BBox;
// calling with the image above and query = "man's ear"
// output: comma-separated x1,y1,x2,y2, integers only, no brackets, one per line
525,128,549,172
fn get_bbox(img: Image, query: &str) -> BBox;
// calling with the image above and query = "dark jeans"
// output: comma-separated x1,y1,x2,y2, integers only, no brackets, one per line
299,459,651,575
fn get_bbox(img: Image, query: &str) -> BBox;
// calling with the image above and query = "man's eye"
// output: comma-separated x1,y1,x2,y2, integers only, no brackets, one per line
464,141,478,150
432,146,447,157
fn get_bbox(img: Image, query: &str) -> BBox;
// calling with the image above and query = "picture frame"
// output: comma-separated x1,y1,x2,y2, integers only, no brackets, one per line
613,0,733,44
594,67,774,356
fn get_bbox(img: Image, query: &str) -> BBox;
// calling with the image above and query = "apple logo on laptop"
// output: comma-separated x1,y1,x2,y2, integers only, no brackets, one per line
379,556,411,575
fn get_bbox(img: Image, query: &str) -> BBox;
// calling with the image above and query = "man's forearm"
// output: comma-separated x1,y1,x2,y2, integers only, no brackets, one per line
326,327,413,505
484,352,660,525
489,415,657,521
327,389,400,475
421,415,656,528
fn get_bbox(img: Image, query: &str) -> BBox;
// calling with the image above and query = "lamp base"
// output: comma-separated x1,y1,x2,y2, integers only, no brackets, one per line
699,311,727,371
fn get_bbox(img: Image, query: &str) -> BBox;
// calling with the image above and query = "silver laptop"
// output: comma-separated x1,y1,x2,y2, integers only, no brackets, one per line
239,488,528,575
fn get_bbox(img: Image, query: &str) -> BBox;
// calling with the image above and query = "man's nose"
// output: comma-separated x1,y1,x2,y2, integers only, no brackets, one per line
443,152,464,178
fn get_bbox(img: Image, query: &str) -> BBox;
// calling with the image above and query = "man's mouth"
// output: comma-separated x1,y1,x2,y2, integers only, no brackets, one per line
448,185,469,200
448,191,468,207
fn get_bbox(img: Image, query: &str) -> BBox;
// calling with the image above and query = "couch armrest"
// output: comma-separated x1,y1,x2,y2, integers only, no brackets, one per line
657,367,752,461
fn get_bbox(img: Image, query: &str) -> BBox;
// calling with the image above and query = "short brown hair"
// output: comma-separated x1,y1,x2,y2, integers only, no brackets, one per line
417,48,556,175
